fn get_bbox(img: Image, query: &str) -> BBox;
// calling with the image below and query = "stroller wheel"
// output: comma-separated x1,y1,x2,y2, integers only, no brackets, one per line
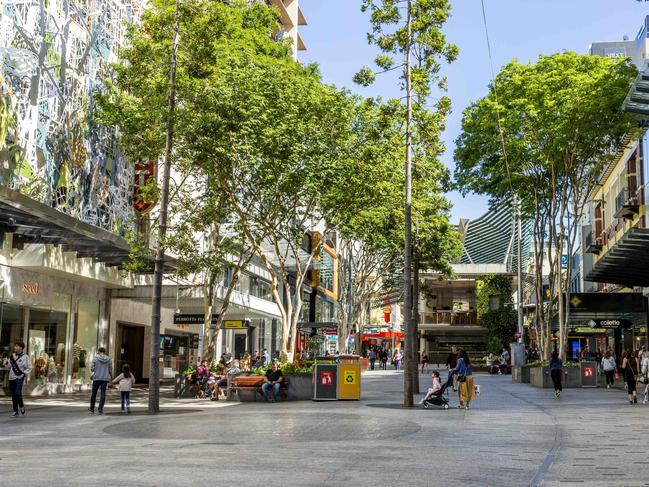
443,404,449,409
422,402,429,409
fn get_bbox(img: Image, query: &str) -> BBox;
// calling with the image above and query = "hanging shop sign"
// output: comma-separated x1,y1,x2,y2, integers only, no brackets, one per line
223,320,249,329
133,161,158,214
173,313,219,325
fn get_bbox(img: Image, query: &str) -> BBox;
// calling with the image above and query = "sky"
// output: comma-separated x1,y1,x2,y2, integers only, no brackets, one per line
299,0,649,223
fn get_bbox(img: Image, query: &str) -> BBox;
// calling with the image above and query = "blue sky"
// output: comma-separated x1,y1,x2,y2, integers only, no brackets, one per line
299,0,649,223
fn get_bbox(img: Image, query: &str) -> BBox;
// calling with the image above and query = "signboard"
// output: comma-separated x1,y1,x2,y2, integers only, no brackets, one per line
569,293,648,313
581,361,598,387
133,161,158,214
561,254,568,269
313,364,338,400
173,313,219,325
338,364,361,400
223,320,249,329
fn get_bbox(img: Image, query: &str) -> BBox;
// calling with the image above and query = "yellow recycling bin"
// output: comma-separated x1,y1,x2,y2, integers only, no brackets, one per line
338,363,361,400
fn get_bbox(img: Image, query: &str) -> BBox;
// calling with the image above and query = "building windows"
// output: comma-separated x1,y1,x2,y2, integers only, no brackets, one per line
73,298,100,384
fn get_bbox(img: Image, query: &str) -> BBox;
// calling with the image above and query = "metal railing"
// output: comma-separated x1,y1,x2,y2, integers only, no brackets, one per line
421,311,477,326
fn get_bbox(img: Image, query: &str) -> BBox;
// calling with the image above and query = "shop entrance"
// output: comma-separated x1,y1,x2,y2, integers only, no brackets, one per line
234,333,247,359
117,323,144,382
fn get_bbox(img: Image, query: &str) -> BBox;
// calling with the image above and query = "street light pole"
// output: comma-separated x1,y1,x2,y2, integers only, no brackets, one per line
149,0,180,414
517,195,524,341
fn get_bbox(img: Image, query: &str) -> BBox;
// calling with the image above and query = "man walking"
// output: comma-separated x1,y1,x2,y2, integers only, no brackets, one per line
4,341,32,417
88,347,113,414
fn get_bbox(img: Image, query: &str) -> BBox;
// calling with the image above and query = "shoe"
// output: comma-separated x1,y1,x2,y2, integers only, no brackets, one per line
10,412,19,417
634,398,638,404
127,407,131,414
465,404,470,410
20,407,25,415
607,385,610,389
88,408,95,414
120,411,125,415
98,410,103,415
457,405,465,409
630,400,634,405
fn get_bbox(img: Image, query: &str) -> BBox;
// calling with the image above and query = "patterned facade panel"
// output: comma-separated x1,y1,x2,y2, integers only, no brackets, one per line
0,0,144,235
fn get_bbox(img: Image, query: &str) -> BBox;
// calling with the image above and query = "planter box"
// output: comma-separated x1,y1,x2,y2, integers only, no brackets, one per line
175,374,196,398
529,367,581,388
512,366,530,384
286,374,313,401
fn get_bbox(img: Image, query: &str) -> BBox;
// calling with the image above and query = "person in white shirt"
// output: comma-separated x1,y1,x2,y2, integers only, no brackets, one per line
3,341,33,417
601,350,617,389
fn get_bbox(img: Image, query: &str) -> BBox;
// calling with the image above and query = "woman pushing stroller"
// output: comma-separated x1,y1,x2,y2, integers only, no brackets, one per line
449,349,475,409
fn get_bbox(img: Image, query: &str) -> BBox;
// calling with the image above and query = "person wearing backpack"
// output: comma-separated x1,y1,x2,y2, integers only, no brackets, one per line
111,364,136,414
3,341,33,417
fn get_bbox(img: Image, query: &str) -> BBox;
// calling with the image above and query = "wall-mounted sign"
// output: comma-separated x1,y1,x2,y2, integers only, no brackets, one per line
223,320,249,329
21,282,39,294
173,313,218,325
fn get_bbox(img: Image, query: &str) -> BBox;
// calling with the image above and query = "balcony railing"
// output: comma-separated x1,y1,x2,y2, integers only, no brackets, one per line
584,230,602,255
422,311,477,326
614,187,639,219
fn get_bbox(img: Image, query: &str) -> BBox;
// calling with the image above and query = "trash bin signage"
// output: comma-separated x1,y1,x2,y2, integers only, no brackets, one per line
313,364,338,400
580,361,597,387
338,364,361,400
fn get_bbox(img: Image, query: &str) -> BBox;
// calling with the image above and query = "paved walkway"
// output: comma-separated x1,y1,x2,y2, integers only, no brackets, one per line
0,371,647,486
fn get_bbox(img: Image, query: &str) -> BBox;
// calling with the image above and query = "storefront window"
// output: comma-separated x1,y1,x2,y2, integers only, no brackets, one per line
160,333,191,374
73,298,99,384
319,252,335,292
0,304,23,387
28,293,70,385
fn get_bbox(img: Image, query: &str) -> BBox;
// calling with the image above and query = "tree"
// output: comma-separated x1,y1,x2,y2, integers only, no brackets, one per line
357,0,458,407
476,275,517,353
454,52,638,360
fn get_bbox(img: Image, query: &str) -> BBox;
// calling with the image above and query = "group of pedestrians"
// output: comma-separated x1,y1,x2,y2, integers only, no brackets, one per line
366,346,396,370
3,341,135,418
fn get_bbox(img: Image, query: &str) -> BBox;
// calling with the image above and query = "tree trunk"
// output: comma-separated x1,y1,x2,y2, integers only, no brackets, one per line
402,0,415,408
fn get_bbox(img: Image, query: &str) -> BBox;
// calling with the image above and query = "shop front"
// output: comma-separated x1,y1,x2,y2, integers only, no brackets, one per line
0,266,107,394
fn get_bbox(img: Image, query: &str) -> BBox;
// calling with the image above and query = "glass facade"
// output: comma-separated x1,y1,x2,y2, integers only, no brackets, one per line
73,298,100,384
28,293,70,385
1,290,101,390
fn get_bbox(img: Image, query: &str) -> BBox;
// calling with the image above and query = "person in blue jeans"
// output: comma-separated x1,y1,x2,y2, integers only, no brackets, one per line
4,341,33,417
88,347,113,414
262,362,284,402
549,350,563,398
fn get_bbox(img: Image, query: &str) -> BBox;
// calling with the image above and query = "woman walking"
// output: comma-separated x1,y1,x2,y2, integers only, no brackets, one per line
393,350,402,371
601,351,616,389
550,351,563,398
622,349,638,404
450,349,475,409
111,364,136,414
421,351,429,374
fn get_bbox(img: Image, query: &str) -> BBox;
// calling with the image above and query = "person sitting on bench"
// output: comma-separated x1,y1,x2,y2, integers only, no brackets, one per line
262,362,284,403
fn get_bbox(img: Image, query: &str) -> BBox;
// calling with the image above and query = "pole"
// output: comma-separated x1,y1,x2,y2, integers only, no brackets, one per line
149,0,180,414
517,195,524,341
412,255,420,394
402,0,414,408
347,245,354,354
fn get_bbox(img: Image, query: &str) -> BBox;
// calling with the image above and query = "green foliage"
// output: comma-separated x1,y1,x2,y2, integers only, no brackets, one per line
480,307,517,353
251,361,314,376
454,52,638,210
475,274,513,317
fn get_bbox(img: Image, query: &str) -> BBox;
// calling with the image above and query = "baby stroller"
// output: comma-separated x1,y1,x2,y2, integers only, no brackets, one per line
422,379,451,409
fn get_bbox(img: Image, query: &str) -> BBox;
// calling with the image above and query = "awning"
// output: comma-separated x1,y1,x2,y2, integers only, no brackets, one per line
0,186,172,272
584,228,649,286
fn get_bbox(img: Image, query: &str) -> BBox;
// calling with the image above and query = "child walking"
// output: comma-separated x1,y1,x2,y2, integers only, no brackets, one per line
112,364,136,414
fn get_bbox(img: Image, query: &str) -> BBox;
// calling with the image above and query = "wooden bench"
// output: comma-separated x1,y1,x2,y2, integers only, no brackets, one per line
230,375,289,402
